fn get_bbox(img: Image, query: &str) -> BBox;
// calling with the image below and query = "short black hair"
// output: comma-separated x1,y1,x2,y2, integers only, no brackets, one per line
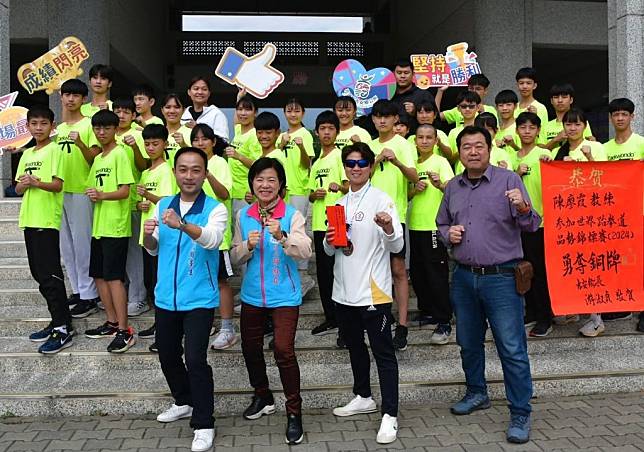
27,105,54,123
372,99,399,117
515,67,538,82
254,111,281,131
174,146,208,168
474,112,498,131
236,95,256,111
608,98,635,114
132,84,155,100
162,93,184,109
416,99,438,115
494,89,518,105
468,73,490,88
88,64,114,82
142,124,169,141
188,76,211,90
341,142,375,165
562,107,586,124
394,58,413,70
284,97,305,112
60,79,88,96
190,123,217,143
456,125,491,151
91,110,119,128
516,112,541,128
396,112,412,127
549,83,575,98
334,96,357,110
112,98,136,113
456,91,481,105
315,110,339,131
248,157,287,194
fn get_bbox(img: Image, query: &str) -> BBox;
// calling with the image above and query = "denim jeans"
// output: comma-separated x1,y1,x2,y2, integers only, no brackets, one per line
450,265,533,416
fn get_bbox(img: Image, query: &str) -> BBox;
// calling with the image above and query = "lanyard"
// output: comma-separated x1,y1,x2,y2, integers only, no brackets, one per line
345,183,370,227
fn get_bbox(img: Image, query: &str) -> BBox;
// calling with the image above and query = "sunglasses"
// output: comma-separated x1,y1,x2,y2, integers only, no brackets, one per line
458,103,477,110
344,159,370,168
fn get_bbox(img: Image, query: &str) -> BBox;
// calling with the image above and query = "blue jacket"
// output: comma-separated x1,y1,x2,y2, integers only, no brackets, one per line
239,199,302,308
155,191,221,311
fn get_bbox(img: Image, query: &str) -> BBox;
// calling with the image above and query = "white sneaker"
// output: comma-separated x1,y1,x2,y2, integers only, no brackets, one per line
332,395,377,417
128,300,150,316
376,413,398,444
300,274,316,298
210,329,238,350
233,303,242,314
553,314,580,325
191,428,214,451
97,300,105,310
579,319,605,337
157,404,193,423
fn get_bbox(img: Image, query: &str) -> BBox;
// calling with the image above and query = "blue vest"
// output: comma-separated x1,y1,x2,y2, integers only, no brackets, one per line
155,191,221,311
239,200,302,308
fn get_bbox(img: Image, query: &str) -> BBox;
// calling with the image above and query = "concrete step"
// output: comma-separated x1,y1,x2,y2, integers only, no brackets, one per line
0,199,22,218
0,240,27,258
0,218,21,240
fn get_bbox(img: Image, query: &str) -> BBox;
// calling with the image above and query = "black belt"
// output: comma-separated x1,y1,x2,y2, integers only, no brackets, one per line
458,264,515,275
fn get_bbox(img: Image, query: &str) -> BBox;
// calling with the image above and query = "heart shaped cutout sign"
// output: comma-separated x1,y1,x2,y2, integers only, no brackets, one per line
332,59,397,116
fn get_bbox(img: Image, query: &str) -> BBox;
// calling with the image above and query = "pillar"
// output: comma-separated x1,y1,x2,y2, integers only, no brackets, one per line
0,0,10,197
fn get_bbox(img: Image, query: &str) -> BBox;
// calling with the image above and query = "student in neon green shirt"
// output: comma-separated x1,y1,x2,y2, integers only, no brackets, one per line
513,112,554,338
278,98,316,295
407,100,451,161
133,84,164,127
190,123,238,350
84,110,136,354
225,96,262,220
56,79,101,317
159,93,192,168
334,96,372,150
555,108,607,162
543,83,594,152
407,124,454,345
394,113,412,139
370,99,419,350
447,91,481,159
308,111,349,336
604,97,644,161
135,124,178,347
453,113,513,174
16,105,73,354
80,64,113,117
514,67,549,143
255,112,287,168
494,90,521,152
435,74,498,125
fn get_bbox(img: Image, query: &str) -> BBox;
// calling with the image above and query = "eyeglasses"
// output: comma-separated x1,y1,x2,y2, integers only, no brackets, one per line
344,159,370,168
458,103,478,110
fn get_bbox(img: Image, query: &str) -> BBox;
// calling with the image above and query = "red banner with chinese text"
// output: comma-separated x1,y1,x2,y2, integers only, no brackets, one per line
542,161,643,315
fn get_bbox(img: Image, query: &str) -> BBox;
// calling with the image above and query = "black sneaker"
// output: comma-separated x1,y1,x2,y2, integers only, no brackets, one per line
311,320,337,336
139,324,156,339
601,312,632,322
637,314,644,333
70,298,99,319
67,293,80,307
336,334,347,349
29,324,54,342
243,394,276,420
412,313,438,326
285,414,303,445
38,329,73,354
149,342,158,353
393,325,408,351
85,321,119,339
268,337,275,350
107,328,136,353
529,322,553,337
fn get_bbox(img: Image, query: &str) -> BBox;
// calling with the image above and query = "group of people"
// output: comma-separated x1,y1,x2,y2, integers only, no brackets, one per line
12,59,643,450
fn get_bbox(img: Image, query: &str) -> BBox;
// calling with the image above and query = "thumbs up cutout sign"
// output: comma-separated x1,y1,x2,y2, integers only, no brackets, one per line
215,43,285,99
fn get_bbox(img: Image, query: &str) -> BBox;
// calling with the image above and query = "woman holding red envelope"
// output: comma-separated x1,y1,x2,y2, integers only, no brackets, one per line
323,142,404,445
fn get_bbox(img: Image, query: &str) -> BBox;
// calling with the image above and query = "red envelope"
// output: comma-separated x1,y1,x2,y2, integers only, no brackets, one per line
326,205,348,247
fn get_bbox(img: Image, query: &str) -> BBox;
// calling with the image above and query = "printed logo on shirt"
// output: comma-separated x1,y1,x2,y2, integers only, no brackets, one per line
94,167,112,187
24,161,43,175
145,181,158,192
58,137,74,153
355,211,365,221
313,167,330,187
608,152,635,161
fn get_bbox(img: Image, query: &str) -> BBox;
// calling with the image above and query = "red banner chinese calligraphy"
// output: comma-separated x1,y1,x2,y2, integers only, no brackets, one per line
542,161,643,315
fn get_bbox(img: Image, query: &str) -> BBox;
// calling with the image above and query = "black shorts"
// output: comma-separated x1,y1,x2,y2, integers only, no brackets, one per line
89,237,128,281
218,250,234,280
390,223,407,258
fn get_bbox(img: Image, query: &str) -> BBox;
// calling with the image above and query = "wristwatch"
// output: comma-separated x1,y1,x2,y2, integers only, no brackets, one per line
279,231,288,246
178,219,188,231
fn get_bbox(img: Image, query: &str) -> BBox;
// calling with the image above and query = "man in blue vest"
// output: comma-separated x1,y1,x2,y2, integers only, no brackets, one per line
143,146,228,452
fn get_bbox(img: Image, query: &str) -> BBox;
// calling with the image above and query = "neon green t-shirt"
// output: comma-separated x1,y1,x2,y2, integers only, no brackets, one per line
515,100,549,143
307,148,347,232
408,129,450,159
408,153,454,231
86,145,135,238
15,142,65,230
443,104,498,125
335,125,372,150
142,115,164,126
165,125,192,168
278,127,315,196
543,118,593,144
263,148,287,168
116,126,148,211
55,117,99,194
604,133,644,161
80,100,113,118
369,134,417,220
230,124,262,199
138,163,178,245
204,155,233,250
447,125,465,156
495,122,521,151
567,140,608,162
515,147,552,225
455,146,513,175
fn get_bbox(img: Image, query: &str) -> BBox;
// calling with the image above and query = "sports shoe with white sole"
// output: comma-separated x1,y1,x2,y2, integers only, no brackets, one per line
333,395,377,417
157,404,193,423
579,319,605,337
191,428,214,451
127,300,150,316
376,413,398,444
210,329,238,350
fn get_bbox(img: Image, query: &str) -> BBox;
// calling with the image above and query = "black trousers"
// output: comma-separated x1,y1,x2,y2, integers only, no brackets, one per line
142,248,158,303
24,228,70,329
409,230,451,323
521,228,552,324
335,302,399,416
156,306,215,429
313,231,336,323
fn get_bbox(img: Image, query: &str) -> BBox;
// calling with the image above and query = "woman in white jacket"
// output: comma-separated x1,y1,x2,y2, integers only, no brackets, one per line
181,76,230,141
323,142,403,445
